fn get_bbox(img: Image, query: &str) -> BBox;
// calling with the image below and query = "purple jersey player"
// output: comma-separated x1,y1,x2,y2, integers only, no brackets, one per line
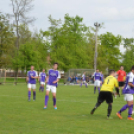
26,66,38,101
44,63,61,110
38,69,46,92
94,69,102,94
80,72,88,88
116,65,134,120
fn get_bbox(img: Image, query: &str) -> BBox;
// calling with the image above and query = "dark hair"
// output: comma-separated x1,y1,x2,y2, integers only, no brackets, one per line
53,62,58,65
120,65,123,68
131,65,134,71
109,69,115,75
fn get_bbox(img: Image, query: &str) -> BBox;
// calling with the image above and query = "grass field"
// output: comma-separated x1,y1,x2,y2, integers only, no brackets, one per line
0,84,134,134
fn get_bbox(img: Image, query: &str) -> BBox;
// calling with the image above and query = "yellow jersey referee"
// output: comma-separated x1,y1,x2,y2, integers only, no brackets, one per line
90,69,119,119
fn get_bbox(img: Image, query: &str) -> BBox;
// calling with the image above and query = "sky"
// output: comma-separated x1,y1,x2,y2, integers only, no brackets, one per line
1,0,134,52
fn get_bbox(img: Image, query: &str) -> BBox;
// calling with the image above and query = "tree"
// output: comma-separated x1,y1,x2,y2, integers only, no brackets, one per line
43,14,93,71
12,31,49,71
97,32,122,72
122,44,134,72
0,12,15,68
10,0,35,82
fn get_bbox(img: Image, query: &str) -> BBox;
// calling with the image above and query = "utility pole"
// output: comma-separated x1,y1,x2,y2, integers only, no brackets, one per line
94,22,100,71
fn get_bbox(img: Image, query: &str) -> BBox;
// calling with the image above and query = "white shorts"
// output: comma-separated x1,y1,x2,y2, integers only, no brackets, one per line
124,94,133,101
46,85,56,93
82,80,86,83
40,82,45,85
28,84,36,89
94,80,101,87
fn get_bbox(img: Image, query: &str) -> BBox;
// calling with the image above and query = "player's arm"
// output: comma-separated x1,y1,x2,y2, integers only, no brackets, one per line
45,76,49,83
26,76,29,82
38,73,41,81
26,71,29,82
114,79,120,96
53,78,60,84
128,82,134,88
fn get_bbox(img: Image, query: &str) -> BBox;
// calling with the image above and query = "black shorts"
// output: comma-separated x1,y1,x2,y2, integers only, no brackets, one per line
97,91,113,104
119,82,125,87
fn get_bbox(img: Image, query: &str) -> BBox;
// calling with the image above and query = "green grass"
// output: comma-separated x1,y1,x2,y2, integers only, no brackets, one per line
0,84,133,134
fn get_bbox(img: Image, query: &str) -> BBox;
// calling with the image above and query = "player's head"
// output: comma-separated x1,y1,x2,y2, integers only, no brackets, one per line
53,62,58,70
131,65,134,73
101,71,102,74
31,65,34,71
96,69,99,72
42,69,45,72
120,66,124,70
109,69,115,76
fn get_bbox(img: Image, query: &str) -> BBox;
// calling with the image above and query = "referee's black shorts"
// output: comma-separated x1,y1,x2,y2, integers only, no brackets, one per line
97,91,113,104
119,81,125,87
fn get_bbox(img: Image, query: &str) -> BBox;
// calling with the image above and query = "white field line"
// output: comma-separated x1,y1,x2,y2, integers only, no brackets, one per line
0,95,127,105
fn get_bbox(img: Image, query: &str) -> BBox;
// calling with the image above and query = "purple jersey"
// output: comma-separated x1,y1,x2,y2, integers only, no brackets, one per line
94,72,101,81
123,72,134,94
47,69,61,87
82,74,86,81
39,72,46,82
27,70,38,84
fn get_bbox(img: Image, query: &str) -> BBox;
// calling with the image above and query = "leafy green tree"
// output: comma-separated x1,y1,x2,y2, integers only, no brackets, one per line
97,32,122,71
0,12,15,68
43,14,93,71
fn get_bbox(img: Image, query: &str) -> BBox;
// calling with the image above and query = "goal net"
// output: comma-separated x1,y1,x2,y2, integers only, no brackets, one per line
65,69,95,84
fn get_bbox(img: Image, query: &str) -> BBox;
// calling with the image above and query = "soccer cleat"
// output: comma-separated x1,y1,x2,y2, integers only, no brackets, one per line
128,117,134,120
44,106,47,109
116,113,122,119
90,108,95,115
132,111,134,114
54,106,57,110
28,99,31,102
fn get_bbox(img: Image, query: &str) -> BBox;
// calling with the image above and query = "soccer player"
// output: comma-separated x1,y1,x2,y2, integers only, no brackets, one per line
38,69,46,92
26,66,38,101
116,66,126,93
116,65,134,120
94,69,102,94
80,72,88,88
90,70,119,119
44,63,61,109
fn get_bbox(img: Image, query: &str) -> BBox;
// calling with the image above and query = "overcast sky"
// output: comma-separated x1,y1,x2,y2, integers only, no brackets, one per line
1,0,134,52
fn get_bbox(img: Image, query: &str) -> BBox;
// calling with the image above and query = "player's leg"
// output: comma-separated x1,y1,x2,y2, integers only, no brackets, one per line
44,85,50,109
127,100,134,120
27,84,31,101
117,94,134,120
90,92,104,114
52,86,57,109
107,103,112,118
97,81,100,93
32,84,36,101
41,83,45,92
94,81,97,94
85,81,88,88
105,92,113,118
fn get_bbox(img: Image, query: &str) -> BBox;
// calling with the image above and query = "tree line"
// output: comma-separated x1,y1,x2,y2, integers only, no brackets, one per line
0,0,133,73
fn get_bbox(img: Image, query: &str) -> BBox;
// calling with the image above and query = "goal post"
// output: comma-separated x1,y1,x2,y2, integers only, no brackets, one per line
66,69,95,84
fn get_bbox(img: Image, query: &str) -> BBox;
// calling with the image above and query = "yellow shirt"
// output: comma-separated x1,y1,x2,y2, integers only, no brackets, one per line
101,75,119,92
